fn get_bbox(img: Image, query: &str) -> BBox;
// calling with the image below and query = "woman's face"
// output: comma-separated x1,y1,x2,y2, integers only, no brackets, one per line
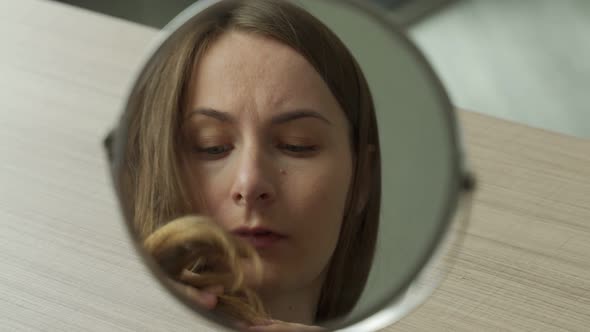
180,31,353,295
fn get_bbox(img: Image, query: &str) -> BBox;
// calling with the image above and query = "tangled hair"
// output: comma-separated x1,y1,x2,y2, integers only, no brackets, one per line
115,0,382,323
143,215,269,325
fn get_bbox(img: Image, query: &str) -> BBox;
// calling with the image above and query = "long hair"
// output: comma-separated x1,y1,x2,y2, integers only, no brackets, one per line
143,215,270,325
117,0,381,323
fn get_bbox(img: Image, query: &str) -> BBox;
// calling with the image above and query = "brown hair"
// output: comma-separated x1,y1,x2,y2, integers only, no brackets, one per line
143,215,269,325
117,0,381,323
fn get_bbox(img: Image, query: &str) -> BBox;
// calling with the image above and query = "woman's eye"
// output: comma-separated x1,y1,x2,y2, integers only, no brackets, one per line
279,144,318,154
191,143,317,159
193,144,233,158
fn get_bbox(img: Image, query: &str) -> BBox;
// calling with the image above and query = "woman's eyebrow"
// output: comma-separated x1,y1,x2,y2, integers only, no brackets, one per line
186,108,234,123
186,108,332,125
271,109,332,125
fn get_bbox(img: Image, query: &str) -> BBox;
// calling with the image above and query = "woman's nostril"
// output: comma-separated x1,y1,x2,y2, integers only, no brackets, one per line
234,193,270,201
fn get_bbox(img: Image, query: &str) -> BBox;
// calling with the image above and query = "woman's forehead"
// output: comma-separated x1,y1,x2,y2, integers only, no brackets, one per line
187,31,343,122
198,31,305,76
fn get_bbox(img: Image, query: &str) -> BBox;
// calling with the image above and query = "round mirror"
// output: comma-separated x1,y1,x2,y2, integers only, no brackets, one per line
104,0,475,330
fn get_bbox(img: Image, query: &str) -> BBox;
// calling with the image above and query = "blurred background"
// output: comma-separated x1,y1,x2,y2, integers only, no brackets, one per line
52,0,590,138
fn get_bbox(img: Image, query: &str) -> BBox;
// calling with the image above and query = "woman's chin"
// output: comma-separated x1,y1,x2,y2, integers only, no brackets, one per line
258,270,282,290
256,265,290,293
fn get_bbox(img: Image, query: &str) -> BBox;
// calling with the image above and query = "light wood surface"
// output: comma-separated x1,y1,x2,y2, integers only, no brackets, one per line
0,1,588,331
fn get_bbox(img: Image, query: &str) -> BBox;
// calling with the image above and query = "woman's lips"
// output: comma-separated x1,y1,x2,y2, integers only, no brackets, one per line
232,227,287,249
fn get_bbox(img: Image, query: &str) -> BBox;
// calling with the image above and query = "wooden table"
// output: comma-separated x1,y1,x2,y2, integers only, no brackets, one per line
1,1,588,331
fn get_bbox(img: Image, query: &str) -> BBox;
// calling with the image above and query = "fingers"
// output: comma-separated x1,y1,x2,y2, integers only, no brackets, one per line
184,284,219,310
168,277,220,310
203,284,224,296
178,269,236,296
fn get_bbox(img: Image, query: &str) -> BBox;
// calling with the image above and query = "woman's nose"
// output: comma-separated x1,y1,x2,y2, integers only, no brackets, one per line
231,150,276,208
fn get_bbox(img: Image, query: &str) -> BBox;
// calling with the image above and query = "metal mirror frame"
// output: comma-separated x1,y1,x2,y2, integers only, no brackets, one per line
103,0,476,330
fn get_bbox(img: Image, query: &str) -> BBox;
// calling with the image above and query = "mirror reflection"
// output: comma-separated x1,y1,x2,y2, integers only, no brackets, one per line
106,0,467,330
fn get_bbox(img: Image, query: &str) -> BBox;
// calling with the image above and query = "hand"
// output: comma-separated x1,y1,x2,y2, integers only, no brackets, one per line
167,269,224,310
242,319,327,332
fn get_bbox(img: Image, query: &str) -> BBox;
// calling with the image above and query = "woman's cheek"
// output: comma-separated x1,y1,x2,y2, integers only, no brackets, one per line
297,174,347,236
